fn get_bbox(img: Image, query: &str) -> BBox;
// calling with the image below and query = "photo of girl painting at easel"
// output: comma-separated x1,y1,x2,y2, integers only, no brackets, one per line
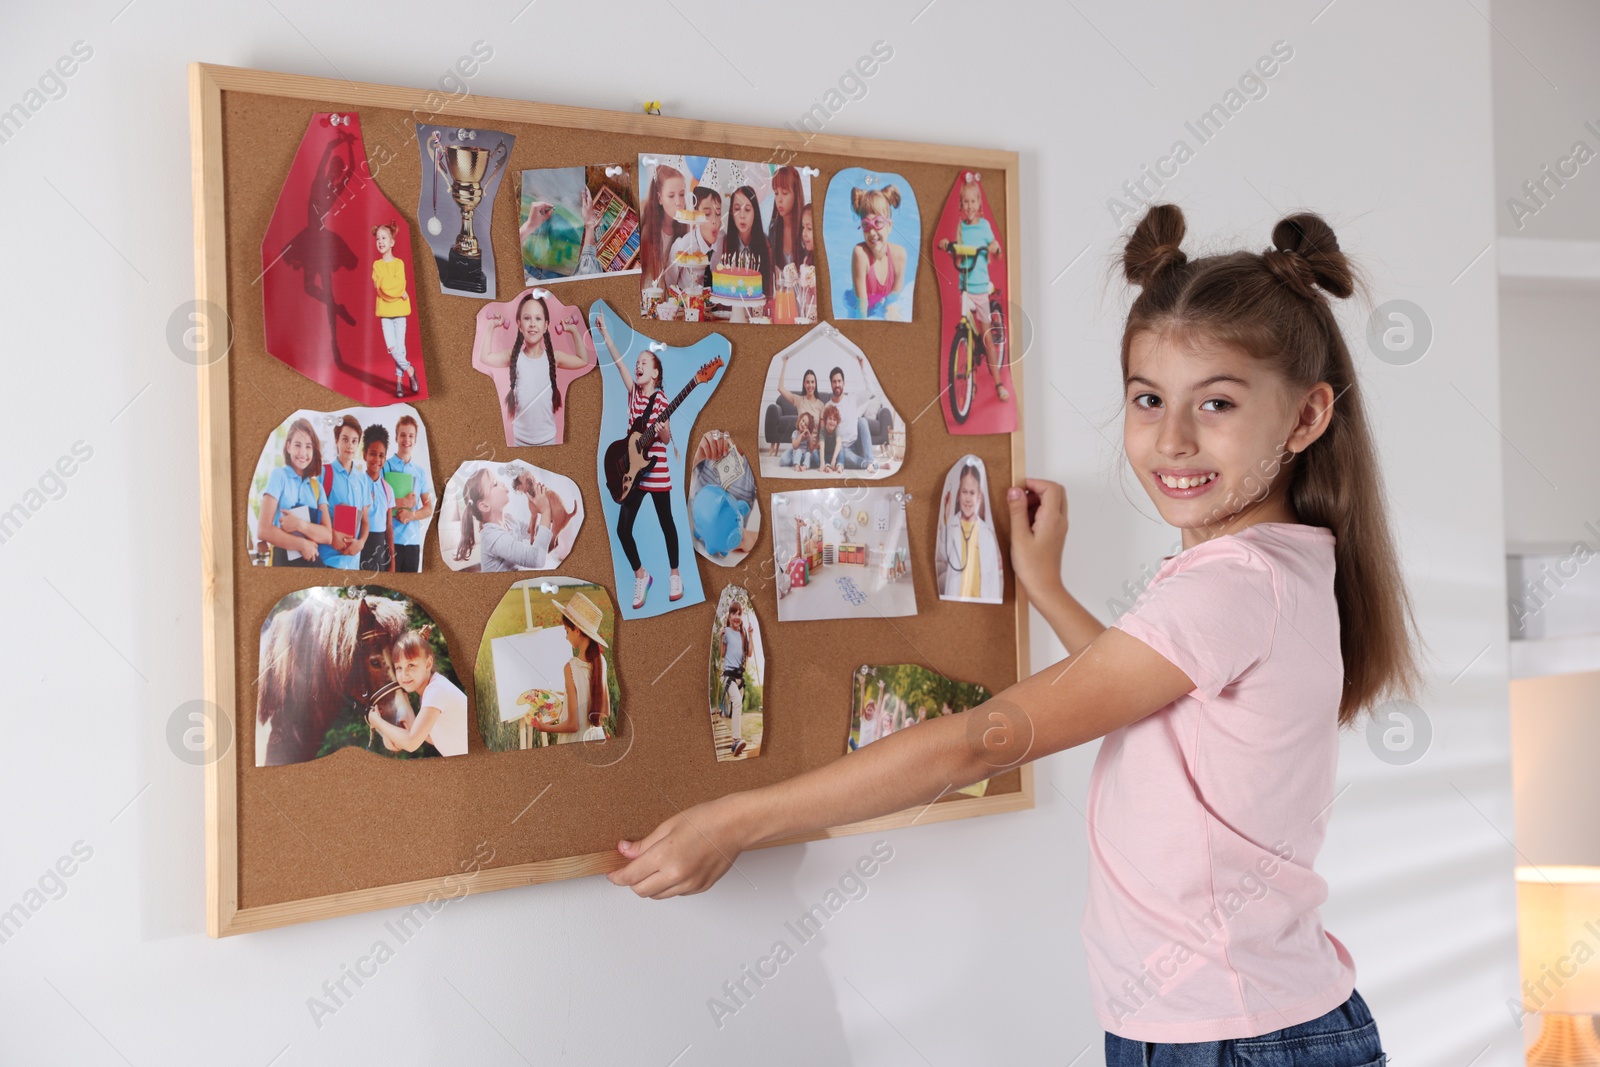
475,578,622,752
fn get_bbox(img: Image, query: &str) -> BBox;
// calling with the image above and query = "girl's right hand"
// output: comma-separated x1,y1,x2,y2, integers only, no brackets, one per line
1007,478,1067,599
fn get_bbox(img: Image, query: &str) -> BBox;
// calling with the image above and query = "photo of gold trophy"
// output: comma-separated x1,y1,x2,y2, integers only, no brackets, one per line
427,129,509,293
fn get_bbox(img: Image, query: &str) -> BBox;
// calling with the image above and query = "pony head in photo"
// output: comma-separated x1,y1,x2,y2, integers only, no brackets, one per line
256,591,413,766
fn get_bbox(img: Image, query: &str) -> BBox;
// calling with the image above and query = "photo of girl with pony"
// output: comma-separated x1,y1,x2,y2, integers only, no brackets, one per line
255,585,460,767
247,404,436,571
475,578,621,752
438,459,584,573
471,287,596,447
824,167,920,322
636,155,816,325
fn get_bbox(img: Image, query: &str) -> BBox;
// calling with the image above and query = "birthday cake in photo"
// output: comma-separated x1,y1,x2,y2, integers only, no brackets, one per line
712,251,764,301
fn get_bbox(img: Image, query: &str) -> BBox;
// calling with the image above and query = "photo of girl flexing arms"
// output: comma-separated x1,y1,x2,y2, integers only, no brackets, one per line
473,290,592,447
610,205,1412,1065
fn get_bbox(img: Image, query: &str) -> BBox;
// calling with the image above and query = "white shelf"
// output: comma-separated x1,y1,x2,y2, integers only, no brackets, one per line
1498,236,1600,294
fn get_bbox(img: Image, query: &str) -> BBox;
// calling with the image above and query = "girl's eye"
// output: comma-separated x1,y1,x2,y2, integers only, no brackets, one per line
1201,398,1233,413
1132,393,1161,410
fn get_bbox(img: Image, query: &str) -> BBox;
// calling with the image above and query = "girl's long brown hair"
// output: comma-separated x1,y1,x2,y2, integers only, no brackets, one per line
640,164,687,284
1119,203,1422,728
506,292,559,420
563,618,607,728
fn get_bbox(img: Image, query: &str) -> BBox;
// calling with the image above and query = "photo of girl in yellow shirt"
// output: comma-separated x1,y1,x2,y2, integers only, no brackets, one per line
372,220,417,398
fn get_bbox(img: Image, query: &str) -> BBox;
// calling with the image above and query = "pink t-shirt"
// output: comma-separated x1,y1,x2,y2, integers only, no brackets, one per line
1085,522,1355,1042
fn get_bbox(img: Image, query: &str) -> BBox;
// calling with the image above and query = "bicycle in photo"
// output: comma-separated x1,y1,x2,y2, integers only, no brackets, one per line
939,240,1008,425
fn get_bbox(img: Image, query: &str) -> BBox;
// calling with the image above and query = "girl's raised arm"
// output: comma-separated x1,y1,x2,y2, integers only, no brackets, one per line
775,352,799,406
473,309,514,370
610,627,1196,899
593,316,637,398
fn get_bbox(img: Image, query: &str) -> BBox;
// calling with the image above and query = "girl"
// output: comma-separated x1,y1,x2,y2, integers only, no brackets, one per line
595,316,681,609
774,350,823,455
782,411,817,472
610,205,1418,1063
549,592,611,745
639,164,688,289
936,460,1002,603
257,417,333,567
475,292,590,447
368,628,467,757
937,176,1009,401
796,203,817,321
454,467,562,572
717,599,750,757
848,185,908,321
371,220,418,398
723,185,774,319
767,166,806,274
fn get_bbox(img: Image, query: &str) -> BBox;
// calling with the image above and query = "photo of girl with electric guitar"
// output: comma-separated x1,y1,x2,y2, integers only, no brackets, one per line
589,300,730,620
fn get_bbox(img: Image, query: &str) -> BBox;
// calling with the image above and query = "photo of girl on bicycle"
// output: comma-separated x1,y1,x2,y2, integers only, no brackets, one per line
933,170,1017,434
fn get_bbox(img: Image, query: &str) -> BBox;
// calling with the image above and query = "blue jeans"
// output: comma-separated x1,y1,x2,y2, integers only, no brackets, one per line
839,417,876,469
1105,989,1386,1066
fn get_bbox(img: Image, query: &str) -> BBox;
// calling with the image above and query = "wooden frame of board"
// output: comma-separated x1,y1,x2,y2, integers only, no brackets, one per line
190,62,1031,937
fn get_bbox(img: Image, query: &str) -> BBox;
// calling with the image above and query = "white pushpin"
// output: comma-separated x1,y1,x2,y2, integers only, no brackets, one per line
605,165,625,177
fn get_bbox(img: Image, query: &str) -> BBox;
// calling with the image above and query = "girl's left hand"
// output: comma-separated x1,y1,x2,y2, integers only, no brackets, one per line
609,797,746,898
366,708,383,728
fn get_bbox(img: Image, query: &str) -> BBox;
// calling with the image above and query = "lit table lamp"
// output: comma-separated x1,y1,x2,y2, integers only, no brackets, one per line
1518,867,1600,1065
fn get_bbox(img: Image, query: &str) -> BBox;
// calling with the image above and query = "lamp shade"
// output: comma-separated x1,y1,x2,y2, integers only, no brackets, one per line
1517,866,1600,1014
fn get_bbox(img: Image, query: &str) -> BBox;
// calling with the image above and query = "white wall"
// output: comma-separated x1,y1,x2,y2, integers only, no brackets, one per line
0,2,1521,1064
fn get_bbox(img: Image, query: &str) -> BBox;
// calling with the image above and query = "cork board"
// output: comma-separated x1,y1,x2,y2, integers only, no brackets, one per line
190,64,1031,936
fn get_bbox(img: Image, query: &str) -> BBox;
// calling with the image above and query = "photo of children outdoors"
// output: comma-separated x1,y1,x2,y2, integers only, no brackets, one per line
847,663,991,798
438,459,583,573
415,123,514,298
470,287,597,447
475,578,621,752
590,300,730,620
708,585,764,762
688,430,760,568
772,486,916,622
636,154,816,325
518,164,641,284
824,166,920,322
757,324,905,480
255,585,464,767
261,113,429,406
934,454,1005,604
247,405,436,573
933,169,1016,433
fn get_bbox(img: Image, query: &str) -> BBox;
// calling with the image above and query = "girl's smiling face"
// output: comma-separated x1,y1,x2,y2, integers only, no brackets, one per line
959,186,982,223
861,213,890,251
634,354,660,391
957,472,981,520
801,211,814,251
1123,329,1331,547
518,298,547,346
287,428,316,476
392,649,432,694
364,439,386,478
375,226,394,254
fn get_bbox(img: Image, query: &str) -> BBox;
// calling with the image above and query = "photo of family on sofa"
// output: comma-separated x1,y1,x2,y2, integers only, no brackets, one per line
757,324,905,480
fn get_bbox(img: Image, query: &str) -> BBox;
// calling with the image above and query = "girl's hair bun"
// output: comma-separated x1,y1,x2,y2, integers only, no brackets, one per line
1123,203,1188,288
1265,213,1354,301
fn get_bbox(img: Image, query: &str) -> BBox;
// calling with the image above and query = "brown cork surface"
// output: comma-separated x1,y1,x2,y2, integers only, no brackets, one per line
219,88,1021,910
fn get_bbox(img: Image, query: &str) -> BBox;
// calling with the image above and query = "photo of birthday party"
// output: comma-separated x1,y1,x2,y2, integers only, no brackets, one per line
636,153,817,325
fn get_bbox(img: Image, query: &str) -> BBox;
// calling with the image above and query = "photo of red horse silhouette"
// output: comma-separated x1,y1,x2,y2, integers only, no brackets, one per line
255,587,449,767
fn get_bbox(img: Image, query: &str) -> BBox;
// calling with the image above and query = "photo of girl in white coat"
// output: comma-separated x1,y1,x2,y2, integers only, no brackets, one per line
934,455,1003,604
